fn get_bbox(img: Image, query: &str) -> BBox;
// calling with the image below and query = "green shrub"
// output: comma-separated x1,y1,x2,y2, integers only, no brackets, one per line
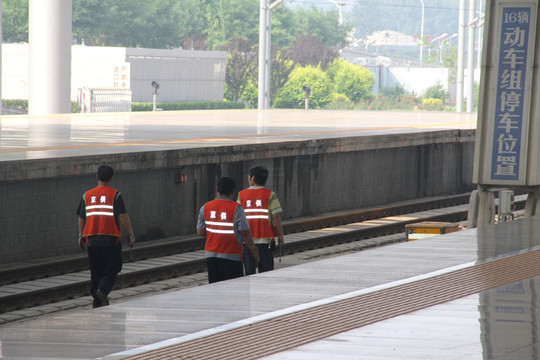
273,65,332,108
354,93,420,111
423,82,449,102
2,99,244,113
327,59,374,103
325,93,354,110
131,100,244,111
381,83,407,98
3,99,28,110
421,98,444,111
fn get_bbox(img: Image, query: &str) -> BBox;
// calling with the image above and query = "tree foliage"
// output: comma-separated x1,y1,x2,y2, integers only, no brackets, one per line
284,34,338,70
3,0,356,107
223,38,256,102
292,5,351,49
205,0,260,50
2,0,28,43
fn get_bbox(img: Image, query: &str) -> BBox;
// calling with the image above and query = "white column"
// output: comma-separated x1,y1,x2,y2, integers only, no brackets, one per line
466,0,476,112
29,0,72,115
456,0,466,112
0,0,3,115
265,6,271,109
419,0,424,62
258,0,268,110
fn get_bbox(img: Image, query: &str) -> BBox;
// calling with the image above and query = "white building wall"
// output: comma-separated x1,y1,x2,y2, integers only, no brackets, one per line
126,48,227,102
384,67,449,97
2,44,29,100
2,44,227,103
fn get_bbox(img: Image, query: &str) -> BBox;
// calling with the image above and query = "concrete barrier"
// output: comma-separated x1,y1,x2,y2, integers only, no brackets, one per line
0,129,475,264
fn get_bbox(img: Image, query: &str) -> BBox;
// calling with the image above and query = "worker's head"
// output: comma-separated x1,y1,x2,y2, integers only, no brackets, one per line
217,176,236,196
248,165,269,186
97,165,114,182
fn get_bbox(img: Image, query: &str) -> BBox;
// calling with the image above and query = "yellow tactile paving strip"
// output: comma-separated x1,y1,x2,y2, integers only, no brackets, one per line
122,248,540,360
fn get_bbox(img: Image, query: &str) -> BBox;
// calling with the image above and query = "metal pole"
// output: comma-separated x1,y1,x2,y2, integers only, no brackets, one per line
257,0,284,109
0,0,3,116
456,0,466,112
466,0,476,112
419,0,424,62
257,0,268,109
265,5,271,109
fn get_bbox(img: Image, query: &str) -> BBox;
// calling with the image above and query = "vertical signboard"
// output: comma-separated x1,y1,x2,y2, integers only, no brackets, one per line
491,7,531,181
473,1,537,186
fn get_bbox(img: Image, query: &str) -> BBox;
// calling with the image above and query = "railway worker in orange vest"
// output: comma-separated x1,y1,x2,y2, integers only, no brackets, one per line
237,165,284,275
76,165,135,308
197,176,259,283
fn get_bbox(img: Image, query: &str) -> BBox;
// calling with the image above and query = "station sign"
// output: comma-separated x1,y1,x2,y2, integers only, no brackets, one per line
474,1,538,186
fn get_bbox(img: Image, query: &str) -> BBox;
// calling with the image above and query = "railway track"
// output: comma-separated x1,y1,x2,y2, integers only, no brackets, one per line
0,193,525,315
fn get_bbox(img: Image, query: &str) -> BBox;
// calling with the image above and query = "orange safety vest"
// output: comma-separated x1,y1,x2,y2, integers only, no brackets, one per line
82,186,121,241
203,199,242,256
238,188,276,239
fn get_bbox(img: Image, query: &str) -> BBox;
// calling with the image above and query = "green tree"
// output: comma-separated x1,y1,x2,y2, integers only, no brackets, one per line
241,81,258,108
326,59,374,103
273,65,332,109
205,0,259,50
2,0,28,43
223,38,256,102
292,5,351,49
284,34,338,70
269,47,296,102
73,0,187,48
73,0,138,46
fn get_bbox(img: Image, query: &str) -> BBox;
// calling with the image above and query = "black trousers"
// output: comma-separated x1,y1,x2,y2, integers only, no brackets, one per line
243,243,274,275
87,245,123,306
206,257,244,283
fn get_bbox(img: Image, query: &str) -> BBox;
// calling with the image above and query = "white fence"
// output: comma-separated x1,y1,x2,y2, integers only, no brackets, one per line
78,87,132,113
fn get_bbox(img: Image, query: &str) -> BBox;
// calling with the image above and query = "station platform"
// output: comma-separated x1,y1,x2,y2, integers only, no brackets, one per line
0,109,476,162
1,215,539,359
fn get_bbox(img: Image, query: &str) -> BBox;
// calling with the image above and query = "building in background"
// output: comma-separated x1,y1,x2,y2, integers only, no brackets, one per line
2,44,227,103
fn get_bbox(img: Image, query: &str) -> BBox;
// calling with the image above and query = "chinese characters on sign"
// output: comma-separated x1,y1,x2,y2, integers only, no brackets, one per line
491,7,531,181
113,63,130,89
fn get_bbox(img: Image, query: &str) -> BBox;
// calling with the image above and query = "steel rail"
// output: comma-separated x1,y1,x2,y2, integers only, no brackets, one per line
0,193,524,314
0,194,472,287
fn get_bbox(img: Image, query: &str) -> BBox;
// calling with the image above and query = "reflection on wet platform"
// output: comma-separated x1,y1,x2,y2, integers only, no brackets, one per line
2,216,540,359
0,110,477,161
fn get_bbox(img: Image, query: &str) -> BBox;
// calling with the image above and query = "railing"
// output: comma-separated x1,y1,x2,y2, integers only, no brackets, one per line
77,87,132,113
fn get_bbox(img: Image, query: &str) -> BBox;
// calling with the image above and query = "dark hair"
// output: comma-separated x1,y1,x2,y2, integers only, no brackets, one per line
97,165,114,182
217,176,236,196
248,165,268,186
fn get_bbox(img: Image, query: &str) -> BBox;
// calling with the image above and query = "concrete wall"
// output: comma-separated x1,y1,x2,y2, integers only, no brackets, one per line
0,129,475,264
2,44,227,103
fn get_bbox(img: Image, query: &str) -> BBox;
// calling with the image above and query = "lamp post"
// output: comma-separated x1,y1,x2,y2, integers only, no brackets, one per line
326,0,344,26
440,33,457,64
428,33,447,61
419,0,424,62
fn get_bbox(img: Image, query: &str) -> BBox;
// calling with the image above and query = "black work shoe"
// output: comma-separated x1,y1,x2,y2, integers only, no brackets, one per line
96,289,109,306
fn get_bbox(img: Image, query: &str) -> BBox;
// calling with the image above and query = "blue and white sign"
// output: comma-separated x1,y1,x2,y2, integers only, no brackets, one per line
490,7,532,181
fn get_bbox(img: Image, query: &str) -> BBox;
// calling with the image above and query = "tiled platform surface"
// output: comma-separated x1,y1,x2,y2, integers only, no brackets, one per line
0,109,476,162
1,216,539,359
